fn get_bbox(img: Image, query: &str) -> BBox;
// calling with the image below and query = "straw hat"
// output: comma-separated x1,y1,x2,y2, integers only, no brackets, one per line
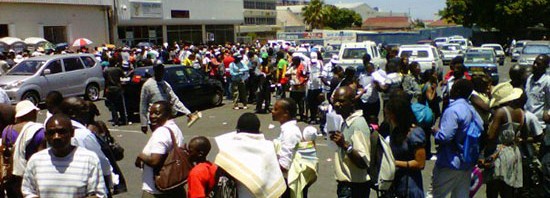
489,83,523,108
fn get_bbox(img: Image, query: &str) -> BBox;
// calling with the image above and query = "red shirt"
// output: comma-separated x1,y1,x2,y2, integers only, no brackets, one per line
223,56,235,77
187,162,218,198
444,71,471,81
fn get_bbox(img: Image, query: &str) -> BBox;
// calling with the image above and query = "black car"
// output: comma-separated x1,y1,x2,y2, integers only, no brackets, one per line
123,65,223,120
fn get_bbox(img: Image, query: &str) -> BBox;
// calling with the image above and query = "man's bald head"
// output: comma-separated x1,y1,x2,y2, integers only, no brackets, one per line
45,113,73,131
45,113,75,155
332,86,356,118
60,97,88,121
334,86,355,101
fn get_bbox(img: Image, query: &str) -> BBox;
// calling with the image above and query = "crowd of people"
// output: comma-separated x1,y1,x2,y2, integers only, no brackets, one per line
1,40,550,198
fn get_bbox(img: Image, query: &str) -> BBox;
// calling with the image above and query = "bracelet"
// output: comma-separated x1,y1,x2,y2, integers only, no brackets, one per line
346,145,353,154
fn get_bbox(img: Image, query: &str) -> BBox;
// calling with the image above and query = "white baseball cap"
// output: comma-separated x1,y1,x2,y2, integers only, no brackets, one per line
15,100,39,118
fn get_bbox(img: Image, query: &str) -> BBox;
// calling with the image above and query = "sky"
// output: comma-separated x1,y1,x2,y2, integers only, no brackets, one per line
325,0,446,20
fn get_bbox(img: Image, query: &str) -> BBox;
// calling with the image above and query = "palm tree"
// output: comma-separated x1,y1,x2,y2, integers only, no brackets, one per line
302,0,327,30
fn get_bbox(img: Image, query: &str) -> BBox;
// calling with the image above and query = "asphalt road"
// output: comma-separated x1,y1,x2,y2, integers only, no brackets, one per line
33,58,514,198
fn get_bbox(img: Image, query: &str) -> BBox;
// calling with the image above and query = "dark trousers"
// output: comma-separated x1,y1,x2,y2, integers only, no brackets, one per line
337,181,370,198
106,91,127,125
290,91,306,120
0,176,23,198
486,180,519,198
306,89,322,122
256,82,271,112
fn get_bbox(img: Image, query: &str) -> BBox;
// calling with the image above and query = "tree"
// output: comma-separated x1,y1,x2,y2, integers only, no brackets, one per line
302,0,328,29
325,6,363,30
412,19,426,29
440,0,550,36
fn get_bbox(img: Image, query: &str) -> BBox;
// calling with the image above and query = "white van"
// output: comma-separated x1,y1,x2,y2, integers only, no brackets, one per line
398,44,444,74
338,41,387,70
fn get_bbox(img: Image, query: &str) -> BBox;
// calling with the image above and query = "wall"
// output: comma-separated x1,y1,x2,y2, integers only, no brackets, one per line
0,3,109,46
116,0,243,25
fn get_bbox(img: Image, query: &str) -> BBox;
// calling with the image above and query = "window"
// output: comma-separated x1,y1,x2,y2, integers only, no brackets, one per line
81,56,96,68
45,60,62,74
7,61,45,75
43,26,67,44
63,58,84,72
171,10,190,18
0,24,8,38
184,67,202,84
167,68,189,84
342,48,367,60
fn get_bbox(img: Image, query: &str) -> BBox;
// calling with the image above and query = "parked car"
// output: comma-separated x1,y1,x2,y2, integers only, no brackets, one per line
511,40,530,62
0,54,104,104
518,41,550,67
123,65,223,120
434,37,449,47
440,43,463,65
463,51,499,85
338,41,386,70
481,43,505,65
448,38,473,51
398,44,444,77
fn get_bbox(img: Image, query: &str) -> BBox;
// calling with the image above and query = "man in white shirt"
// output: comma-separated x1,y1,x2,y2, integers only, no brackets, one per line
306,52,323,124
272,98,302,198
136,101,185,197
22,114,105,198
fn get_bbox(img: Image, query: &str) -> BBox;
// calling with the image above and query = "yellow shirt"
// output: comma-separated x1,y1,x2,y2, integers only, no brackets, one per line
182,58,193,67
333,110,371,183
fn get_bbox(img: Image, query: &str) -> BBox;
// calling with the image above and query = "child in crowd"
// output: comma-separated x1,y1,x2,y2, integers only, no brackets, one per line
186,136,218,198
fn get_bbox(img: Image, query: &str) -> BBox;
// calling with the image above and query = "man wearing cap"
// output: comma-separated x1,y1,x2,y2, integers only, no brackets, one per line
306,52,323,124
1,100,46,197
140,64,195,134
321,54,338,97
525,54,550,196
230,53,249,109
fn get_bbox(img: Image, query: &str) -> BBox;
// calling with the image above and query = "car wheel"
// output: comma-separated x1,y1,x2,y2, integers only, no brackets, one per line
211,89,223,106
85,83,100,101
22,91,40,105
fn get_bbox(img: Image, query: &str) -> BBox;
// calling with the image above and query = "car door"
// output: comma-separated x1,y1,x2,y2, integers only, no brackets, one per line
61,57,86,96
181,67,211,106
40,59,65,98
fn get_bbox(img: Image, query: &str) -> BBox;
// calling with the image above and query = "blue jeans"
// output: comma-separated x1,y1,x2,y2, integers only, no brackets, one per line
337,181,370,198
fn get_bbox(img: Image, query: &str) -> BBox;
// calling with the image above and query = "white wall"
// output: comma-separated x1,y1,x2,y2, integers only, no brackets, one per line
117,0,243,25
0,3,110,46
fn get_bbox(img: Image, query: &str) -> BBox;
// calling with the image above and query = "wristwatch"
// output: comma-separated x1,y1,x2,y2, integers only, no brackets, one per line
345,144,353,154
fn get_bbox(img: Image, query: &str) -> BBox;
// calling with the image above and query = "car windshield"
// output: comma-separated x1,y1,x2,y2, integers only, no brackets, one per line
449,40,466,45
6,60,45,75
442,45,459,51
464,53,494,63
435,39,446,43
342,48,367,60
523,45,550,54
484,46,502,51
400,50,429,58
516,43,525,48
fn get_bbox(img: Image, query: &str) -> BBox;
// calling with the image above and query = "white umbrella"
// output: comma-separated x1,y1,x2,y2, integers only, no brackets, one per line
72,38,93,47
24,37,48,45
0,37,23,45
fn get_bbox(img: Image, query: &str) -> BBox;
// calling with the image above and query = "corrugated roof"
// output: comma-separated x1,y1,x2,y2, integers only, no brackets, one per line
362,16,411,30
427,19,456,27
332,2,368,9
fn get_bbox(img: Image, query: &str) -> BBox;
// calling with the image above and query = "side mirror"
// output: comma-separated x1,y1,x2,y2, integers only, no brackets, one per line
43,69,51,75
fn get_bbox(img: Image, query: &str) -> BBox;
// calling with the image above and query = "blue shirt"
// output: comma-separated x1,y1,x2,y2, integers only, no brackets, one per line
230,61,249,81
434,98,483,170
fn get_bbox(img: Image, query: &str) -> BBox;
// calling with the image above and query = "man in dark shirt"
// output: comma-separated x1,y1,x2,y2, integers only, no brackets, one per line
104,65,127,126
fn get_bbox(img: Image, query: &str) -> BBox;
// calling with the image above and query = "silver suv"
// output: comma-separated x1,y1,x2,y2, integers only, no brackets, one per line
0,54,104,104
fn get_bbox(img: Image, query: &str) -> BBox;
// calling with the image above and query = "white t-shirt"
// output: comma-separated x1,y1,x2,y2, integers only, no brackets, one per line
141,120,184,194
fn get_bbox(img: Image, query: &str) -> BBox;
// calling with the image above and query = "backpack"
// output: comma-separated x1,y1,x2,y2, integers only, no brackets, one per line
411,102,434,128
208,168,238,198
462,109,483,164
0,125,16,187
368,125,396,191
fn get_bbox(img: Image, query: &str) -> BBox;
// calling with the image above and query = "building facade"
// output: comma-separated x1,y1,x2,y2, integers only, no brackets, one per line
239,0,278,42
0,0,113,46
115,0,243,46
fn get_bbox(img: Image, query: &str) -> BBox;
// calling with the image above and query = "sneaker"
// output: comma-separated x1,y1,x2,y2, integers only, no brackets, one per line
243,106,248,110
430,155,437,161
233,106,240,110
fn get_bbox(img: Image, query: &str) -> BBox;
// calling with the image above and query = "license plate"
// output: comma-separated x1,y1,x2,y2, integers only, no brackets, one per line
470,67,483,72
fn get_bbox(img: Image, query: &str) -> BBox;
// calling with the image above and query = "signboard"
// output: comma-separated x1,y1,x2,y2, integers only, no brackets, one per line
131,2,162,18
324,31,357,44
148,30,156,38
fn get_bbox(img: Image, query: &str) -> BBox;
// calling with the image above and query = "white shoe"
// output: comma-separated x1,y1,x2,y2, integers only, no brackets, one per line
430,156,437,161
